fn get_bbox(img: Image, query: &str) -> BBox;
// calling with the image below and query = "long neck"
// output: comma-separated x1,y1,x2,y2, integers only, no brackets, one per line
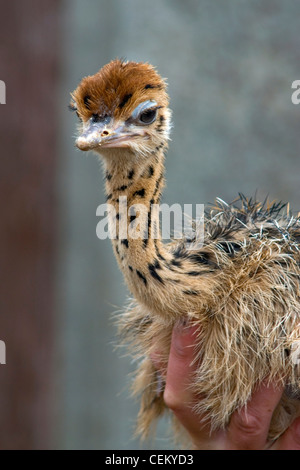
101,147,205,319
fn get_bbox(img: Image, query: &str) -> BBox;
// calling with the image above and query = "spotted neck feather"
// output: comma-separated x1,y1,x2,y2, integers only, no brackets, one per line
101,145,209,320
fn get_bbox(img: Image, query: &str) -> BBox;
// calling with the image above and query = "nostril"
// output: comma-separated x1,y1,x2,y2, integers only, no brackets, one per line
101,130,109,136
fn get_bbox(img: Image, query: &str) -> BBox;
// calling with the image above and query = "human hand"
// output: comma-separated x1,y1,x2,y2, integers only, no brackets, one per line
154,323,300,450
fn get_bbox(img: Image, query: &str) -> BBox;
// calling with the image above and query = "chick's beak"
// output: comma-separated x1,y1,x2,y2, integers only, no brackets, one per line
76,120,136,151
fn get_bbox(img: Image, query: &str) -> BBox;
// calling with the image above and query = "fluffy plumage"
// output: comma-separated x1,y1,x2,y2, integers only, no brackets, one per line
71,59,300,444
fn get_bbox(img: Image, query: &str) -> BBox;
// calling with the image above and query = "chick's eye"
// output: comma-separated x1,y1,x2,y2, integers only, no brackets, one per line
139,108,157,124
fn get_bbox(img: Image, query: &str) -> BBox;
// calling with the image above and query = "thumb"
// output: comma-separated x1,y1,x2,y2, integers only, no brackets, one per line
163,322,224,449
163,322,199,417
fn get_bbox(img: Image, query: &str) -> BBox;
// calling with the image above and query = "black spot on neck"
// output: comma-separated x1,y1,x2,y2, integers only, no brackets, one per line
116,184,128,192
148,263,164,284
171,259,182,267
136,270,147,286
153,259,161,270
128,169,135,180
172,245,186,258
147,210,152,229
153,173,164,197
148,166,154,178
155,240,166,261
133,188,146,198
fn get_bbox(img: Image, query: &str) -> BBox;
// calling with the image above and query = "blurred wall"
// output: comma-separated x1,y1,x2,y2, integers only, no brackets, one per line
1,0,300,451
0,1,61,449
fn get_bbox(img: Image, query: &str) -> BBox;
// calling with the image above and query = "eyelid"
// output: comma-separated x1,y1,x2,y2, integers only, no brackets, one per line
130,100,158,121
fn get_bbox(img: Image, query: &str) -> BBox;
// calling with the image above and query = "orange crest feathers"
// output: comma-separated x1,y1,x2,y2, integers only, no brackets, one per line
71,59,169,122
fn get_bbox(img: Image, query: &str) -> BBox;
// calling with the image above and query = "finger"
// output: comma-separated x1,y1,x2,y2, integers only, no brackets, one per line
226,380,284,450
163,324,212,441
164,323,198,410
271,417,300,450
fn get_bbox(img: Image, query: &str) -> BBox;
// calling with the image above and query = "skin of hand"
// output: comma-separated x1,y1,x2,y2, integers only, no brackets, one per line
153,323,300,450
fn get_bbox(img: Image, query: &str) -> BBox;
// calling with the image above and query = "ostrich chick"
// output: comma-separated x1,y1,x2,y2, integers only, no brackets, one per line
70,59,300,442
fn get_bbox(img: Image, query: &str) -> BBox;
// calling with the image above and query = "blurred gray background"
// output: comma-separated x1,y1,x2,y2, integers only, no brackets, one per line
1,0,300,450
